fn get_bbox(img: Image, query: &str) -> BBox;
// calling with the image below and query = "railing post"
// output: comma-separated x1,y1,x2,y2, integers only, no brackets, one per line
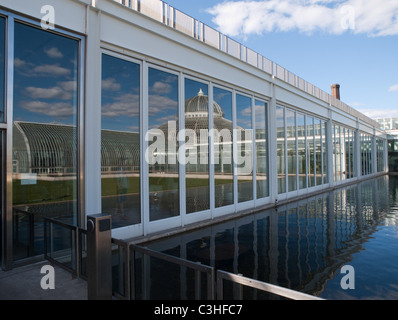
128,247,136,300
216,270,223,300
86,214,112,300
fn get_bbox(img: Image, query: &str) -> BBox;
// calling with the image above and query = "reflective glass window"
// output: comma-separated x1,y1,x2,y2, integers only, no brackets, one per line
236,94,253,202
344,128,350,179
148,67,179,221
0,17,5,122
213,87,233,207
334,125,342,182
297,113,306,189
286,109,296,192
184,78,209,213
276,106,286,194
341,127,347,181
322,121,328,184
350,130,355,178
101,54,140,228
360,133,364,175
13,22,79,260
315,118,322,185
307,116,315,187
254,99,268,199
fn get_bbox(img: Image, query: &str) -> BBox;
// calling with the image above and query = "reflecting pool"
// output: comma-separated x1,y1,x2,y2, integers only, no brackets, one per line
144,175,398,300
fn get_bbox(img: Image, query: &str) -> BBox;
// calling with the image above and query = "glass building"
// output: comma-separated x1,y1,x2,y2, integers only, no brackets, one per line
0,0,388,269
375,118,398,173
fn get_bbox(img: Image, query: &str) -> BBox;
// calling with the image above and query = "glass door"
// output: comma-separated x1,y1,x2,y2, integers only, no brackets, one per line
0,15,5,268
0,131,3,267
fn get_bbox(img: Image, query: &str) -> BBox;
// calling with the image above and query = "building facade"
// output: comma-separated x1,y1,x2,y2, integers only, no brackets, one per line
376,118,398,173
0,0,388,269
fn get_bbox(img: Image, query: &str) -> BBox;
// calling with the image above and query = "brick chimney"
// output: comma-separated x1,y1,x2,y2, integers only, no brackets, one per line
331,84,340,100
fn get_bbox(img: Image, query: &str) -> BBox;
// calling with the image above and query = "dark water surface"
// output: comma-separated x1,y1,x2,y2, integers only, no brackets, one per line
143,175,398,300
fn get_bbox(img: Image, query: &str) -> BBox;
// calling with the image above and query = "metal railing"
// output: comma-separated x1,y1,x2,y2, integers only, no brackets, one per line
43,217,84,277
111,0,379,129
43,218,323,300
216,270,324,300
110,240,322,300
129,244,215,300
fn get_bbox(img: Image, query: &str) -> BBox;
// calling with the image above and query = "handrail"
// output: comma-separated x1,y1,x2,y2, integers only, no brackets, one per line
43,217,81,277
217,269,324,300
43,219,325,300
129,244,215,300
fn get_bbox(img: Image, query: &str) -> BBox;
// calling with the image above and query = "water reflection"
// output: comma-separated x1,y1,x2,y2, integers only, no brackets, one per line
143,175,398,299
12,22,79,260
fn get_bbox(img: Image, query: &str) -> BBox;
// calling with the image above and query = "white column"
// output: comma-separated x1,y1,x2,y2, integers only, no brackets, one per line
355,121,362,179
268,80,278,202
84,6,102,223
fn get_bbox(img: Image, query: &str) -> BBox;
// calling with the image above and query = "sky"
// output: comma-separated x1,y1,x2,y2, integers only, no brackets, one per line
163,0,398,120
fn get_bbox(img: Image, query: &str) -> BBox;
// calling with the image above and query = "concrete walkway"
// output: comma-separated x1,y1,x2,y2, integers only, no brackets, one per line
0,261,87,300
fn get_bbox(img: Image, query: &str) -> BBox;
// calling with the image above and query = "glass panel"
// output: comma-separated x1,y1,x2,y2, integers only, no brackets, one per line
148,67,179,221
341,127,346,181
369,136,372,174
236,94,253,202
307,116,315,187
0,131,3,264
345,128,350,179
360,133,363,175
213,87,234,207
101,54,141,228
315,118,322,185
297,113,306,189
334,125,341,182
0,17,5,122
254,99,268,199
13,22,79,260
276,106,286,194
286,109,296,192
350,130,355,178
322,121,327,184
184,78,209,213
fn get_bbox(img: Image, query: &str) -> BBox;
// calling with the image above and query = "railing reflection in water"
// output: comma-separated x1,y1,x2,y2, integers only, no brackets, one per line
141,176,395,299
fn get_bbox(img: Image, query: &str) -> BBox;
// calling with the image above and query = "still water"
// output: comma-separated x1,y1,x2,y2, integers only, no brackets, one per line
142,175,398,300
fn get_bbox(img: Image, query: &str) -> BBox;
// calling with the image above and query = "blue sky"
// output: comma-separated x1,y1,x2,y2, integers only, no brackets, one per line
164,0,398,120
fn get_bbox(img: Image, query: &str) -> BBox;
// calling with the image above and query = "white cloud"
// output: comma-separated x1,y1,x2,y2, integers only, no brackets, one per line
360,108,398,120
388,84,398,92
44,47,63,59
102,93,140,117
26,86,70,100
33,64,71,76
207,0,398,37
102,78,121,91
14,58,27,68
20,100,75,118
25,81,77,101
150,81,173,94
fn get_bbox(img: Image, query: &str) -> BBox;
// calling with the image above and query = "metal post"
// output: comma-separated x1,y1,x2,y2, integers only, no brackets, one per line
87,214,112,300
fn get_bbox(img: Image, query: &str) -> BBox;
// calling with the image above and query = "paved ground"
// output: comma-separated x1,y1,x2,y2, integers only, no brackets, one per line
0,261,87,300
